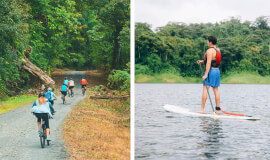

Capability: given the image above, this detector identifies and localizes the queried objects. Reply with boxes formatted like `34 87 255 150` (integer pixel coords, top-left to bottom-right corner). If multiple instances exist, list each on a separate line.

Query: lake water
135 83 270 159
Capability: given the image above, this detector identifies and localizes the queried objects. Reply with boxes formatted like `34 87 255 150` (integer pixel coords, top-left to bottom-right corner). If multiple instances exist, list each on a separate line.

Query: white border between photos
130 0 135 159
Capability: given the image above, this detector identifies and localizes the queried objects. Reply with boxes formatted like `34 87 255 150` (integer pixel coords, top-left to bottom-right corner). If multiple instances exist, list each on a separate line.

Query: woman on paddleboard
197 36 221 114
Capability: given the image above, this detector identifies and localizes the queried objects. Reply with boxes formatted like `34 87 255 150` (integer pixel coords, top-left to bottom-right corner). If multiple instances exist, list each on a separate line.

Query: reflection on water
198 118 223 159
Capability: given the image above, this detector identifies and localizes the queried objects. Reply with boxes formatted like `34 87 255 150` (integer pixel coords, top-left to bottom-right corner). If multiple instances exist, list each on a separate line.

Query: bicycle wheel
71 89 74 97
62 96 65 104
40 124 45 148
83 87 85 96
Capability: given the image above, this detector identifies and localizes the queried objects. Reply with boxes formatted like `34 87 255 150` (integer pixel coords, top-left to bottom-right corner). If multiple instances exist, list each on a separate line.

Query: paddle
199 63 217 120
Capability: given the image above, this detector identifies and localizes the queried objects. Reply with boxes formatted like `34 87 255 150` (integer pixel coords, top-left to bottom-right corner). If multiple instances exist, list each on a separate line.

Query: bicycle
82 86 86 96
39 115 50 148
62 94 66 104
70 88 74 97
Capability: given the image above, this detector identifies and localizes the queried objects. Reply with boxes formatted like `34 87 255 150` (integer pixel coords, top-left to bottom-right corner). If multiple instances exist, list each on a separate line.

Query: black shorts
81 85 86 88
69 86 74 89
49 100 54 105
34 113 50 129
61 91 67 96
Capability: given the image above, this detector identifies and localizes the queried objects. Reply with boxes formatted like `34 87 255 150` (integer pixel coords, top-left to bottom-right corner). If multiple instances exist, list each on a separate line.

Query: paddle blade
213 112 218 120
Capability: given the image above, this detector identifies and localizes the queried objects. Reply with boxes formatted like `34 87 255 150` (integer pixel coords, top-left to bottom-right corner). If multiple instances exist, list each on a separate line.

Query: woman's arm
203 50 213 80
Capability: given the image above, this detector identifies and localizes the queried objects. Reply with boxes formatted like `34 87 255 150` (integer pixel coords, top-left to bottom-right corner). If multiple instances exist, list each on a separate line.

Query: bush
94 85 106 92
135 64 151 75
107 70 130 92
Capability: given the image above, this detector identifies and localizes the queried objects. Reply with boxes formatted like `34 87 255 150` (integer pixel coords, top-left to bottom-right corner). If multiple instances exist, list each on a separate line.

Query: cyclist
64 77 69 86
64 77 68 92
68 78 75 97
31 92 53 141
81 77 87 95
61 82 68 103
45 87 57 111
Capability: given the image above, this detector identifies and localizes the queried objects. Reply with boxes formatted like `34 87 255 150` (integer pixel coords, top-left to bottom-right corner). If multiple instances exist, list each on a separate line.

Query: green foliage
94 85 106 92
136 17 270 77
0 0 30 99
0 0 130 100
107 70 130 92
135 64 151 75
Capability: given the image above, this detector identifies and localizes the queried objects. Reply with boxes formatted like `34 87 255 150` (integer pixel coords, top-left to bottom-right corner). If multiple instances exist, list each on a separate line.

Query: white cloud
135 0 270 29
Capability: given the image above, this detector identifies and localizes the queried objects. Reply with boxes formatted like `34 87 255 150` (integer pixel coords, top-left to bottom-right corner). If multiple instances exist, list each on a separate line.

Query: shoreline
136 72 270 84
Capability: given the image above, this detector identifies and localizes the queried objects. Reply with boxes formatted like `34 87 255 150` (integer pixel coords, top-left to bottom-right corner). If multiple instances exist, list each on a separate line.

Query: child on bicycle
31 92 53 141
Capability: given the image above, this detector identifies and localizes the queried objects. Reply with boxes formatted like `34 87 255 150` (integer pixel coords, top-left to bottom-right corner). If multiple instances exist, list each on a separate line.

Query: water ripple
135 84 270 159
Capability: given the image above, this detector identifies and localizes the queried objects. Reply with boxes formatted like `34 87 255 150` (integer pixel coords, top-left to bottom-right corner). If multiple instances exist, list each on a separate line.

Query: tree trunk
20 46 55 85
112 25 121 69
138 46 140 58
21 58 55 85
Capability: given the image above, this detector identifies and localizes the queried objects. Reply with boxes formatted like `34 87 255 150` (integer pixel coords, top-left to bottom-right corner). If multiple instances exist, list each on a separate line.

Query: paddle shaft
199 63 215 113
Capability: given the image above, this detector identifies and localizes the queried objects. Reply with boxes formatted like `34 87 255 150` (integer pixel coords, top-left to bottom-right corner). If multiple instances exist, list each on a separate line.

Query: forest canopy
135 16 270 78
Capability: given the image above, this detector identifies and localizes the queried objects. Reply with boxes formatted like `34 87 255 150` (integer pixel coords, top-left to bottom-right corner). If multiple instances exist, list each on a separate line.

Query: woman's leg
37 117 41 131
198 85 209 113
212 87 220 112
43 115 50 138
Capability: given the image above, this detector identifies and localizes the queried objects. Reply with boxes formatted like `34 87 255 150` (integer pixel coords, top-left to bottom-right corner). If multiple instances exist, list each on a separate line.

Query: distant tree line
135 17 270 77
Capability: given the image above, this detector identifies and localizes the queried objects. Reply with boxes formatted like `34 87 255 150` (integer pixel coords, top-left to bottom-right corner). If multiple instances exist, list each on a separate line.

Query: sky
135 0 270 30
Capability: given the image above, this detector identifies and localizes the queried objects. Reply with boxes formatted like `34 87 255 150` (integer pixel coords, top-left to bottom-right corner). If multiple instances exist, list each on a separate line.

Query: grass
0 95 36 114
135 73 201 83
221 71 270 84
136 72 270 84
62 89 130 160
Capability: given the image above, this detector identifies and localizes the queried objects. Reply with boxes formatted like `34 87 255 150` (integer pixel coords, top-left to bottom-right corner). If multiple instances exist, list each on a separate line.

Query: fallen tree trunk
21 46 55 85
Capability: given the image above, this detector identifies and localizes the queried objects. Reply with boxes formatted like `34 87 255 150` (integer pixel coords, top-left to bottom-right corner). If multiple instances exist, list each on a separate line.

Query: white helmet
48 87 52 91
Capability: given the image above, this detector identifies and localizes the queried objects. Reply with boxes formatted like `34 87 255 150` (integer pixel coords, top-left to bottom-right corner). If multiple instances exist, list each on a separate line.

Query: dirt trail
0 71 106 160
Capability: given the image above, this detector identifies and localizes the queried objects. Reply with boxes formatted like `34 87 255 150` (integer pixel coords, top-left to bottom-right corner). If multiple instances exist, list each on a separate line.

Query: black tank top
203 47 221 68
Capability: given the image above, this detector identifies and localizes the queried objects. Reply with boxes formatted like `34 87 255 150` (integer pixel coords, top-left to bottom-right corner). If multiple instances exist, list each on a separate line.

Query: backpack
46 91 51 100
49 92 54 101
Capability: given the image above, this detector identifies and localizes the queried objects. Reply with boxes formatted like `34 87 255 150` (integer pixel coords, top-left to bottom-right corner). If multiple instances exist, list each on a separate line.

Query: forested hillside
135 17 270 80
0 0 130 99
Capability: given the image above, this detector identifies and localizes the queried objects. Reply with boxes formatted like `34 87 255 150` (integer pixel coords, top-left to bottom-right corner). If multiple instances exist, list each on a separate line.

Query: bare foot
196 110 205 114
214 110 221 114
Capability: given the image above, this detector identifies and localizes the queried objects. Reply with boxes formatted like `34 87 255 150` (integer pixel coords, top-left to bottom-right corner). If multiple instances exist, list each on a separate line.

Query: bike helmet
48 87 52 91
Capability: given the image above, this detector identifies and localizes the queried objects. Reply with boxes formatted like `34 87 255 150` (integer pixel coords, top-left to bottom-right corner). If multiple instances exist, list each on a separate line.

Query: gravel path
0 71 89 160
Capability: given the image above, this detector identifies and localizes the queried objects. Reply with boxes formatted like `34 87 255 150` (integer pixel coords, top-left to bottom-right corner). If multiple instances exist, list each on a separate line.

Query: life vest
81 79 87 85
203 47 221 67
69 80 75 86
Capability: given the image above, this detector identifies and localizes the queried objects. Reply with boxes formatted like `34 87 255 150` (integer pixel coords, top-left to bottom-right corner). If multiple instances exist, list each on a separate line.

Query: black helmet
38 92 45 98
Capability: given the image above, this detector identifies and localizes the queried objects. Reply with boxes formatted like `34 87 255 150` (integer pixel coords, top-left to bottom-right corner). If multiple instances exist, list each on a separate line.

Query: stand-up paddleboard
164 104 260 120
